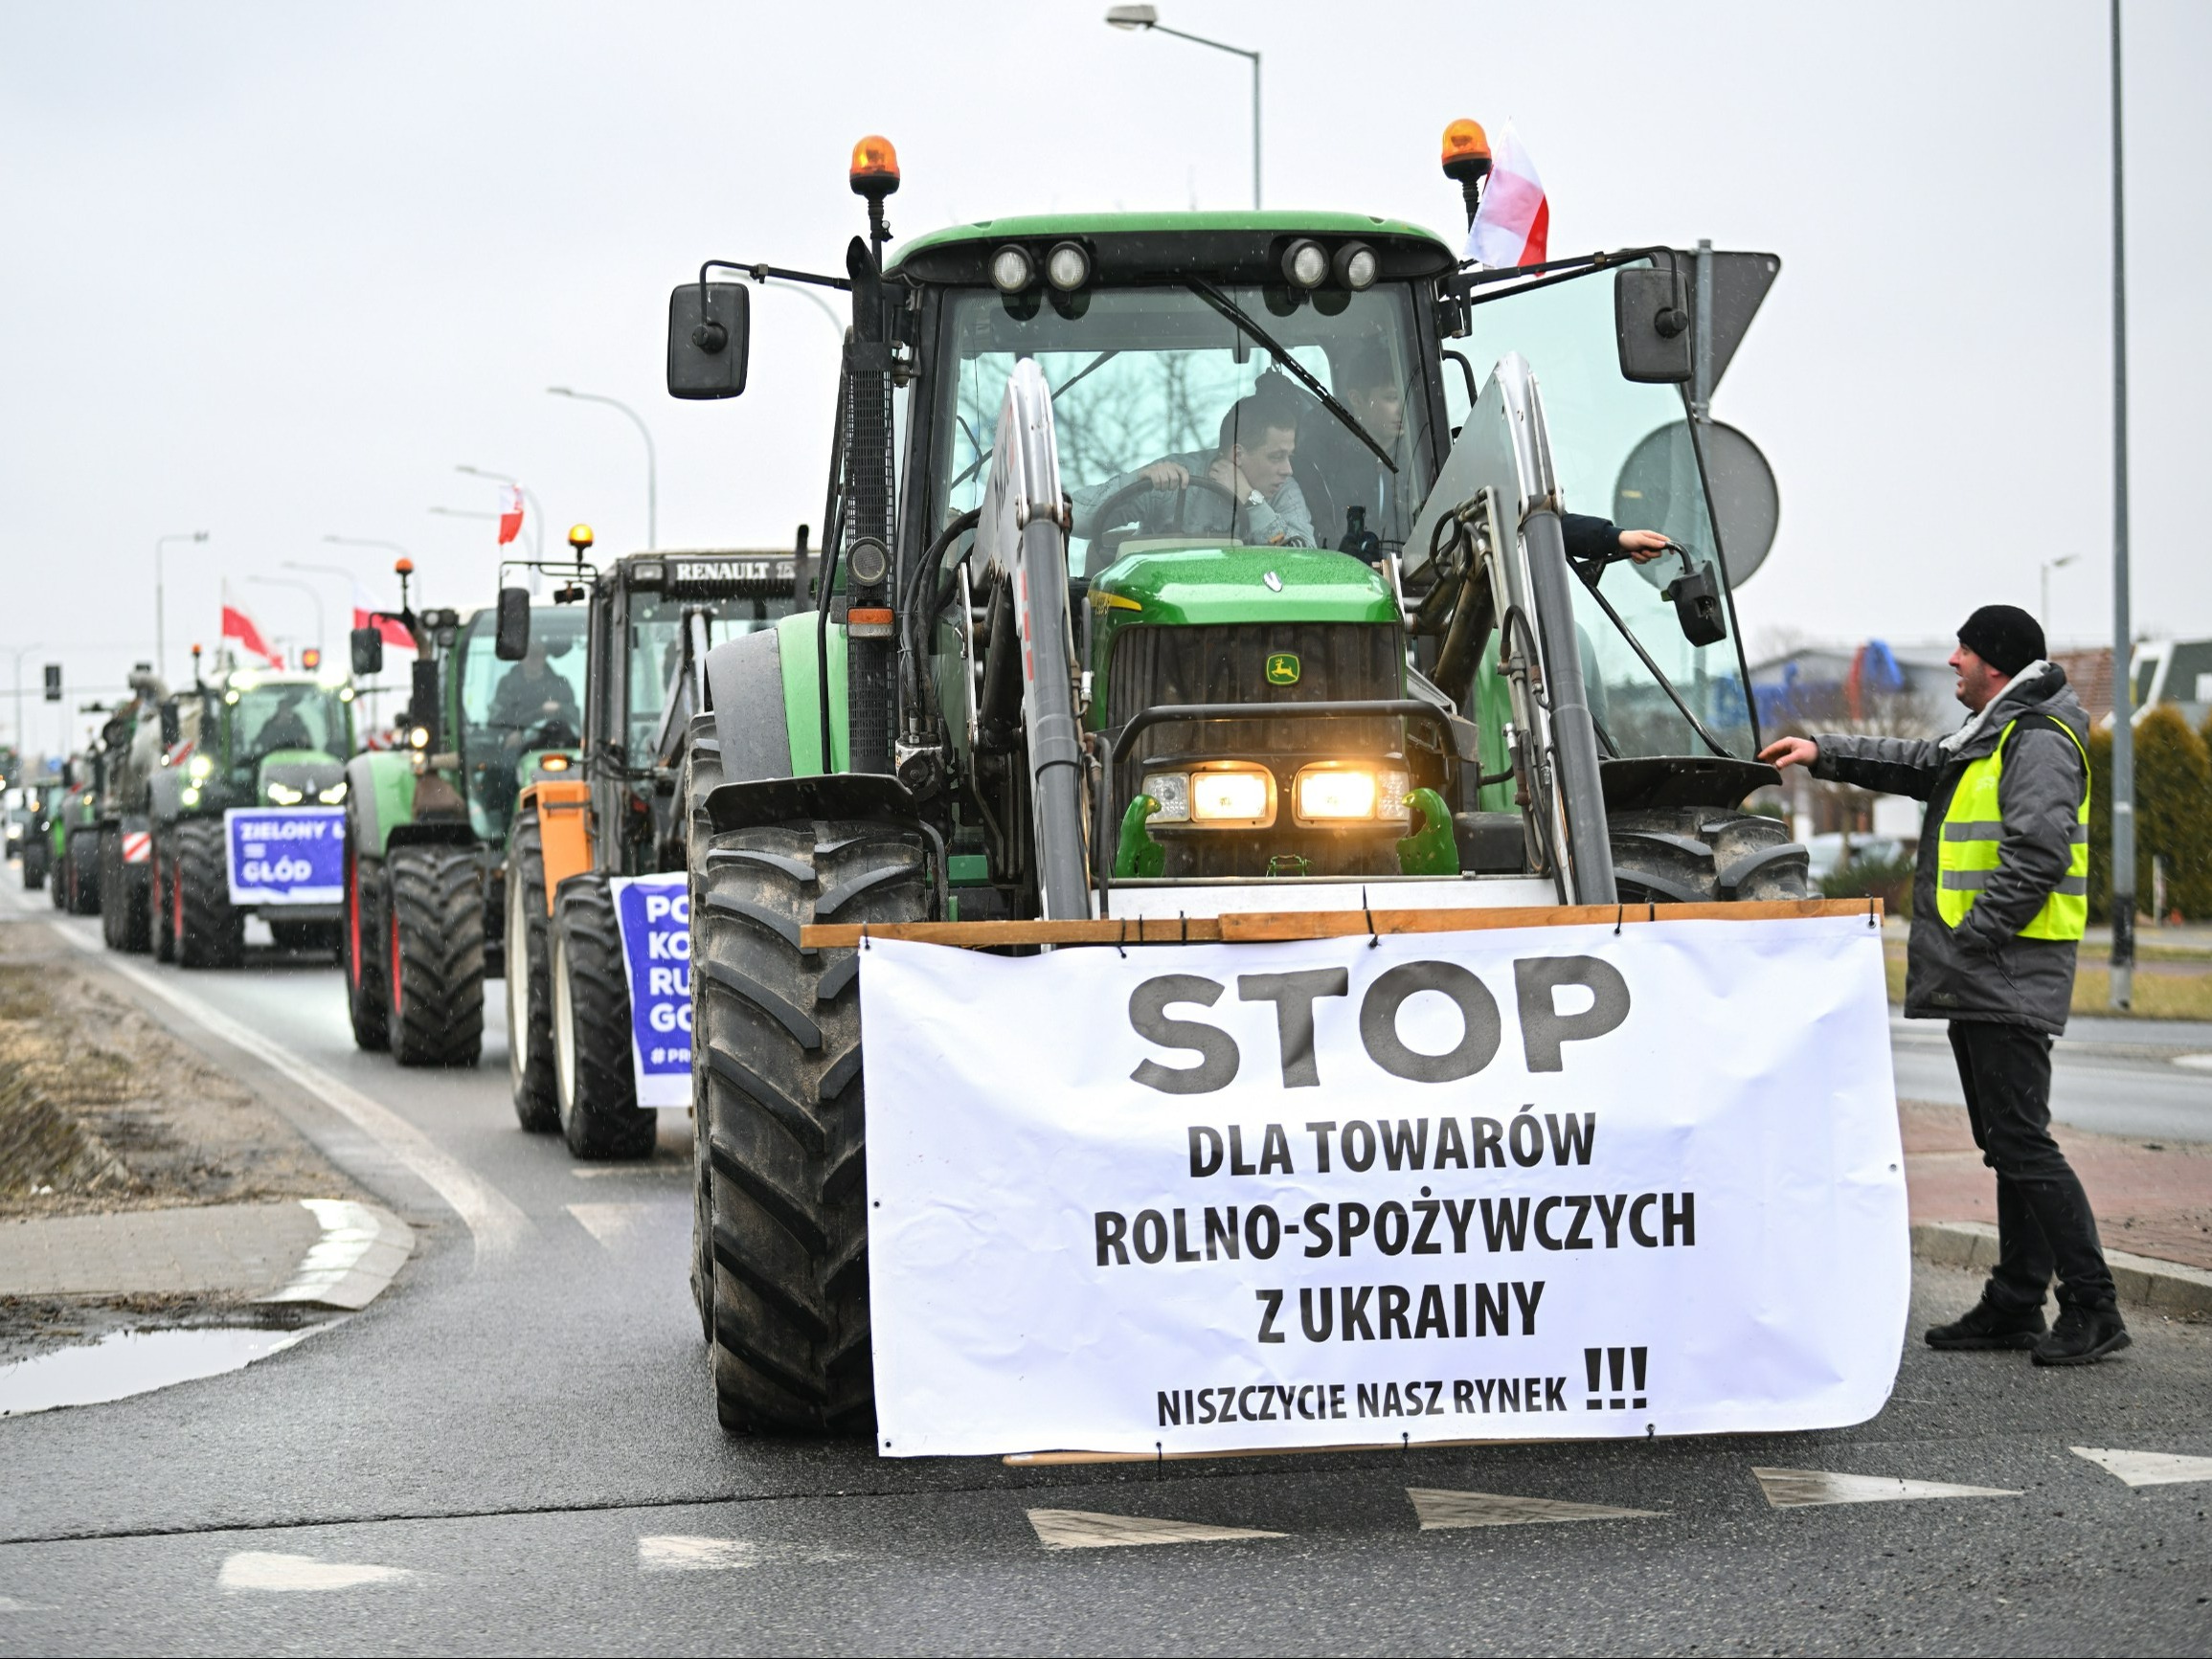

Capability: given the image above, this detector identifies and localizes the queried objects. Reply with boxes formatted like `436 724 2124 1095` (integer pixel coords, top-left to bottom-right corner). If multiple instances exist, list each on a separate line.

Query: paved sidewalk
0 1199 412 1310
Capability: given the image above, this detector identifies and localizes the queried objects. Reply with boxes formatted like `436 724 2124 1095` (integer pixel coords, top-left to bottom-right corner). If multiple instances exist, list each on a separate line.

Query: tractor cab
175 666 355 813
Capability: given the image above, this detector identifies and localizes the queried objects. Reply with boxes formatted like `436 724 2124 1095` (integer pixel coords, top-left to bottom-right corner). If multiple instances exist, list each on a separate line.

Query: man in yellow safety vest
1762 605 2125 1365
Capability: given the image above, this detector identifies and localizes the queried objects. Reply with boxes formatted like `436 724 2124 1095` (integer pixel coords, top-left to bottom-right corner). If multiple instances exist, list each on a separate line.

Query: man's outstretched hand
1758 736 1819 771
1620 529 1673 562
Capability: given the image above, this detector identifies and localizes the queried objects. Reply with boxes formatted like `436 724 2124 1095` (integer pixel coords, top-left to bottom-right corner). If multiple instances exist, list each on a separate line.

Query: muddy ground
0 918 360 1355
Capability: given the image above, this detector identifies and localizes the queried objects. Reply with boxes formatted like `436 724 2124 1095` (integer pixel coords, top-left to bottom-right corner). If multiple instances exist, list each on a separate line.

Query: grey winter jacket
1811 661 2090 1034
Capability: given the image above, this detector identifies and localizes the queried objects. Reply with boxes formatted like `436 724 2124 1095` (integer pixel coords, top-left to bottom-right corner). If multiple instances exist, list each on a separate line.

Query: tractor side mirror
1614 265 1693 384
159 703 181 747
350 625 384 678
1661 559 1728 647
494 588 531 661
667 282 751 400
408 659 442 749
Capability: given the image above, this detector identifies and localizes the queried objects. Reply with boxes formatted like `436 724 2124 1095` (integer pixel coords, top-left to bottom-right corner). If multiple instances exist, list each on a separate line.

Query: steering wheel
1086 473 1248 572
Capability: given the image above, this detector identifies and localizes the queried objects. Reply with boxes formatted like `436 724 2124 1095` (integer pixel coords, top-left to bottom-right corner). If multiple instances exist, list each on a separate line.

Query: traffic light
42 664 59 703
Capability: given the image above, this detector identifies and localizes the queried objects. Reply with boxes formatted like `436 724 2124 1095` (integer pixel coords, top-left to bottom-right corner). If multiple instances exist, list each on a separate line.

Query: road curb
259 1199 415 1311
1911 1221 2212 1317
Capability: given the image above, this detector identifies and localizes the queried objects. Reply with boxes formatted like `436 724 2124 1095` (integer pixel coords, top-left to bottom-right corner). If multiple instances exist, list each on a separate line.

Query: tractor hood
1087 545 1398 628
258 751 347 806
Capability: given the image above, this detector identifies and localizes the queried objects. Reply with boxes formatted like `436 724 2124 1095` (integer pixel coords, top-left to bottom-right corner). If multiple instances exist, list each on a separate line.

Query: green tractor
666 129 1802 1431
500 545 804 1158
145 655 357 968
50 750 104 916
341 564 587 1065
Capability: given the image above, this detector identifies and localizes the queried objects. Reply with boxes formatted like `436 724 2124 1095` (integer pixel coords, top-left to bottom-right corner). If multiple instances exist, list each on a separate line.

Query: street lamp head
547 386 574 397
192 530 209 543
1105 4 1158 28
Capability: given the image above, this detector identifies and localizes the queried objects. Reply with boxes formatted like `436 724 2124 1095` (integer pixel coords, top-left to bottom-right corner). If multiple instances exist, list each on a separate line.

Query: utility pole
155 530 208 684
2109 0 2135 1009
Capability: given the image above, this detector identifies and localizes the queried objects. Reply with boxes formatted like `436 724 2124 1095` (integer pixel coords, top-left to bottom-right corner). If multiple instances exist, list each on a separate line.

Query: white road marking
1753 1467 2021 1509
638 1536 756 1572
1407 1487 1661 1530
56 928 530 1262
217 1551 414 1592
2071 1446 2212 1488
0 1596 54 1611
261 1199 415 1309
567 1202 654 1249
2174 1054 2212 1072
1026 1509 1284 1550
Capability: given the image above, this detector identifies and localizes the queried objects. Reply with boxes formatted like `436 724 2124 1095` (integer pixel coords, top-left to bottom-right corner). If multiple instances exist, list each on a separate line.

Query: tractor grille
1108 622 1405 771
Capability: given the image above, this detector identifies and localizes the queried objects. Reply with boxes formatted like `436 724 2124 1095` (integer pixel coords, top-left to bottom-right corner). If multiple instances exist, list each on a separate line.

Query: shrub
2088 706 2212 920
1819 852 1914 917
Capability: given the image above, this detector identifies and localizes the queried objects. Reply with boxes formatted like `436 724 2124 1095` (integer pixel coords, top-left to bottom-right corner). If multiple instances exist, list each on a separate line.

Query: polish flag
497 484 526 546
1464 119 1549 270
352 583 416 652
220 582 283 668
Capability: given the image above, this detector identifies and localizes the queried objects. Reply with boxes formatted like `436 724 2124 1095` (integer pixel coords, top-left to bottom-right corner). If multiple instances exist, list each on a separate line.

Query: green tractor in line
341 560 587 1065
500 545 804 1159
143 654 356 968
665 127 1803 1431
49 749 104 916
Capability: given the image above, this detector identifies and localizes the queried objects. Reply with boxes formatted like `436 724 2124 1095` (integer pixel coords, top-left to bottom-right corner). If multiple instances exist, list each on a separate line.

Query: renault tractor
501 542 804 1158
341 560 586 1065
666 128 1803 1432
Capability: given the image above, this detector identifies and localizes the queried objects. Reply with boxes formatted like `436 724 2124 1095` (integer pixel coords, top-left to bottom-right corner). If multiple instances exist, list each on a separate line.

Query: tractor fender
344 751 419 859
703 773 919 840
147 769 188 826
516 778 593 911
704 627 791 783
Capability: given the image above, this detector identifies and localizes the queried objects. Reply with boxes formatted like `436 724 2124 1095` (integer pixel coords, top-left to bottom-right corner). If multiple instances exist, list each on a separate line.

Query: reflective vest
1935 715 2090 941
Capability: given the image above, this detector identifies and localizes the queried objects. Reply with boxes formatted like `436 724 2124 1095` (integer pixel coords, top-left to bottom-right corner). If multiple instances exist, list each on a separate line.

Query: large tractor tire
99 829 135 952
68 829 102 916
552 874 658 1160
505 813 560 1131
387 842 486 1066
49 840 69 908
694 818 928 1434
173 819 245 968
681 712 723 1336
22 842 46 892
1609 807 1812 905
149 837 175 964
345 844 390 1051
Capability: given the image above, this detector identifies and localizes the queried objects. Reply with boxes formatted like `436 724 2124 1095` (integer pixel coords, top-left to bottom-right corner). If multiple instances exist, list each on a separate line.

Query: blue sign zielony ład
224 807 346 906
612 872 691 1108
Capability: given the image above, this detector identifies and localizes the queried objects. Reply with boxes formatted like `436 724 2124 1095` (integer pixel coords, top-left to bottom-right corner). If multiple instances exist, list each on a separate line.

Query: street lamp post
2109 0 2135 1009
457 465 545 559
1106 6 1260 210
247 575 326 660
9 643 45 756
548 387 658 548
154 530 208 685
2040 553 2078 622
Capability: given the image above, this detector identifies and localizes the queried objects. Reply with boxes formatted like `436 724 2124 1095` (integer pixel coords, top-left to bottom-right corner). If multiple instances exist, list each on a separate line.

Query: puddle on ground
0 1321 338 1417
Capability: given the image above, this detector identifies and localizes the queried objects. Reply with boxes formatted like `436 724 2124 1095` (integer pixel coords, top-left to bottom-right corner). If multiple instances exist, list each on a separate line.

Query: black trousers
1948 1020 2116 1310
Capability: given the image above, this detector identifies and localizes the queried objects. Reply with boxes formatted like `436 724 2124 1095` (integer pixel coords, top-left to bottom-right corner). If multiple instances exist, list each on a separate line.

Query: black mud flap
703 773 921 838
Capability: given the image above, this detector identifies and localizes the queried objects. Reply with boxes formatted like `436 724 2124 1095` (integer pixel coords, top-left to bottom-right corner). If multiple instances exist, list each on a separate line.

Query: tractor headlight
990 245 1034 293
266 781 305 805
1292 763 1412 824
180 787 200 808
188 753 214 780
1141 772 1190 823
1332 242 1379 290
409 726 431 751
319 781 348 804
1189 764 1275 827
1045 241 1090 291
1281 238 1329 289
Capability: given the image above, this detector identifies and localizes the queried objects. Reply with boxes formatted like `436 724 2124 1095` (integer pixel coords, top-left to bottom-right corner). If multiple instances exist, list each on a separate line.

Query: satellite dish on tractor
1614 420 1780 588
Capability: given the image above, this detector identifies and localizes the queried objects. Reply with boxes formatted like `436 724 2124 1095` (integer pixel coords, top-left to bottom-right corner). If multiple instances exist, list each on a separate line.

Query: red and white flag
1465 119 1549 270
352 583 416 652
497 484 526 547
220 581 283 668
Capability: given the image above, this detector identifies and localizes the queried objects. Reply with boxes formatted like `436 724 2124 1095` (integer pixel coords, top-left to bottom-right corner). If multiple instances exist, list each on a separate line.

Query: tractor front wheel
552 874 657 1160
694 818 927 1434
173 819 244 968
345 843 390 1051
1609 807 1813 905
388 842 485 1066
506 813 559 1131
150 838 176 964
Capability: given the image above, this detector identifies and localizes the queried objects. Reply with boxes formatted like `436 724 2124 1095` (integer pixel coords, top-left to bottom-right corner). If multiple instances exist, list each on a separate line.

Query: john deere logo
1265 653 1300 685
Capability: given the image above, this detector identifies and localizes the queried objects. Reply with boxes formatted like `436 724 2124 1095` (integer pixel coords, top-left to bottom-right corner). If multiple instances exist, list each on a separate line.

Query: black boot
1926 1295 2046 1351
2032 1303 2131 1366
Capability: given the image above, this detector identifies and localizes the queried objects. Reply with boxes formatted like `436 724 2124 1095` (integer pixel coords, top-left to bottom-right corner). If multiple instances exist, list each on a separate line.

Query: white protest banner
861 915 1906 1458
610 872 690 1107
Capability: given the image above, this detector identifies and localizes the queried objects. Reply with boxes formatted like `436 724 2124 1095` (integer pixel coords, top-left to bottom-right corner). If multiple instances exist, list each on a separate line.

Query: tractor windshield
621 590 795 767
932 284 1436 577
1462 263 1757 760
456 605 589 841
228 684 350 762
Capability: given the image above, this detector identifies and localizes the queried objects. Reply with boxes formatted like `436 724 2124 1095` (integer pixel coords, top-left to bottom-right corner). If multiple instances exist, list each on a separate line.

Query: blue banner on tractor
612 872 691 1107
224 807 345 906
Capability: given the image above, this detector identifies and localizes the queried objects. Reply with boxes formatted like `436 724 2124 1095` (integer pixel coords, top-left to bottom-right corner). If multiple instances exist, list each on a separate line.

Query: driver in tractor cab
489 635 581 750
1071 390 1316 558
252 687 316 754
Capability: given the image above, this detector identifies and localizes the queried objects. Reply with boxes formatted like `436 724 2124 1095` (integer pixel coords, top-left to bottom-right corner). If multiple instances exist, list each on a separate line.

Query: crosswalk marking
639 1536 755 1572
217 1552 414 1592
0 1597 51 1612
1027 1509 1284 1550
1407 1487 1661 1530
1753 1468 2021 1509
2071 1446 2212 1488
567 1202 653 1248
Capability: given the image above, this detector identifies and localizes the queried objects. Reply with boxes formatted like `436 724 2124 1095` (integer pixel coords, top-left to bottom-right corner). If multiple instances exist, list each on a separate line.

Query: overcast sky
4 0 2206 756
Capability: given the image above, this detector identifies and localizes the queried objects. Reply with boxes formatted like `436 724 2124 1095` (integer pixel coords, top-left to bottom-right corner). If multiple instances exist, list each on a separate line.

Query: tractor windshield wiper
1569 559 1732 759
1182 279 1398 475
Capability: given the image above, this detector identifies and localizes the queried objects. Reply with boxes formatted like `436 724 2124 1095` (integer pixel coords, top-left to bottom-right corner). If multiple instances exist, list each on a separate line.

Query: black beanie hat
1957 604 2045 677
